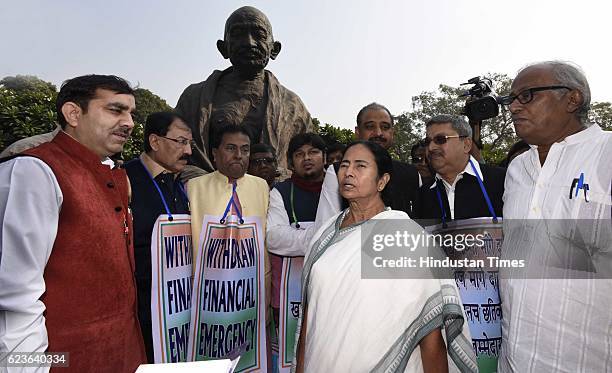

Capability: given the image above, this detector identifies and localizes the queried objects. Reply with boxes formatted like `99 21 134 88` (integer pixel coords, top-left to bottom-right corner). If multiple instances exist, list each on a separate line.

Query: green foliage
2 74 610 163
393 73 519 165
0 75 57 93
313 117 354 145
589 101 612 131
0 77 173 159
122 88 173 160
0 82 58 151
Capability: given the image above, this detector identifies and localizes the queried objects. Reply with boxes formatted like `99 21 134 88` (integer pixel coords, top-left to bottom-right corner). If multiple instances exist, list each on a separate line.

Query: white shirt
266 188 316 256
430 155 482 219
313 166 343 238
498 124 612 372
0 156 113 373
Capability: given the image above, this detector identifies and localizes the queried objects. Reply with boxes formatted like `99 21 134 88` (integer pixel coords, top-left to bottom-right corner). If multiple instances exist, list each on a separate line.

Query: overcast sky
2 0 611 129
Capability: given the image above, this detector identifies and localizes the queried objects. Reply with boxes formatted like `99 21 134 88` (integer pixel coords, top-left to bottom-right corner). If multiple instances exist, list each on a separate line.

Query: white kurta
499 124 612 372
266 188 316 257
313 166 342 234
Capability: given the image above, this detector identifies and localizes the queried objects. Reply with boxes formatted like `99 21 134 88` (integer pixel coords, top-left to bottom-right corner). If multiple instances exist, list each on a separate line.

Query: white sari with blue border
293 209 478 373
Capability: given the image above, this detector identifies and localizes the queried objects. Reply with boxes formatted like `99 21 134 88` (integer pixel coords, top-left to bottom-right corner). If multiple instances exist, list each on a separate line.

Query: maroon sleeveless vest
24 131 146 372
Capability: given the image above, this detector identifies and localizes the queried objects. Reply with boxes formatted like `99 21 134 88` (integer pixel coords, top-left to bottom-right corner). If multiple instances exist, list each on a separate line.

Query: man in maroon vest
0 75 146 372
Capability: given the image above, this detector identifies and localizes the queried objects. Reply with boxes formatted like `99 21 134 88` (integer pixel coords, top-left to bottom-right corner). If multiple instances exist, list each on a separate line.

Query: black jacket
124 158 190 363
413 163 505 222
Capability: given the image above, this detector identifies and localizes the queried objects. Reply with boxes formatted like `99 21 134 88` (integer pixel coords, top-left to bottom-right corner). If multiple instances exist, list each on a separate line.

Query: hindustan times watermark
372 256 524 269
360 218 611 279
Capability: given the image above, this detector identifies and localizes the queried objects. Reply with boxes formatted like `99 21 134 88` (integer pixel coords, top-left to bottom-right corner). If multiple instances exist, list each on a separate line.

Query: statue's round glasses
498 86 571 106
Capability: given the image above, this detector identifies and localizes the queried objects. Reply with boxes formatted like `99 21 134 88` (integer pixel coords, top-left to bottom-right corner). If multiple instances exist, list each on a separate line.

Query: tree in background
1 75 57 93
393 73 518 165
0 76 58 150
0 76 172 160
313 117 354 146
3 75 611 163
123 88 172 159
589 102 612 131
393 73 612 164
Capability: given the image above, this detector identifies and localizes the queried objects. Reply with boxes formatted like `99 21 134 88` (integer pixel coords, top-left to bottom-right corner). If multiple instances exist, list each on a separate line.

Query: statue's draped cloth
176 68 314 178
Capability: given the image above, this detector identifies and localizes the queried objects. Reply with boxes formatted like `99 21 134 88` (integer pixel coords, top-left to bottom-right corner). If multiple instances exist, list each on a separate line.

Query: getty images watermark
361 218 612 280
370 230 523 269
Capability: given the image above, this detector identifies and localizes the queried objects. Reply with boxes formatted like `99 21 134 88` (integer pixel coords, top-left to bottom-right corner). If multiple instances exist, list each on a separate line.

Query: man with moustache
187 124 271 368
410 141 433 187
124 112 192 362
188 124 269 265
316 103 420 226
412 115 505 372
176 6 313 179
413 114 505 222
248 143 280 188
497 61 612 372
0 75 146 372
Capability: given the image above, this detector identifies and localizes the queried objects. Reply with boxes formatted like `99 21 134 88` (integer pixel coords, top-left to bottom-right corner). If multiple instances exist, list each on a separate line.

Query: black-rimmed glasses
498 86 571 106
160 136 195 147
421 135 468 146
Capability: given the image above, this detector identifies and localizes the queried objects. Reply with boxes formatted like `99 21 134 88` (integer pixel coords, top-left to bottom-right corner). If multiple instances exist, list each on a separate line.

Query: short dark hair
56 74 134 129
356 102 394 127
327 142 346 155
343 140 393 204
143 112 189 152
410 142 425 158
211 124 251 149
287 133 326 166
250 143 275 156
499 140 530 167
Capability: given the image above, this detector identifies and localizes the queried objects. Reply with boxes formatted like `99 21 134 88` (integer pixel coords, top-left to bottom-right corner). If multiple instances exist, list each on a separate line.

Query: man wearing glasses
413 114 505 221
497 61 612 372
410 141 433 187
124 112 192 362
248 143 280 189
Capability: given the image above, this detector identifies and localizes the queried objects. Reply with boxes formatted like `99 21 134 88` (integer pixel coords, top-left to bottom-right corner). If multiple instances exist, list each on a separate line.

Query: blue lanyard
139 159 189 222
434 159 498 226
468 159 498 223
220 181 244 225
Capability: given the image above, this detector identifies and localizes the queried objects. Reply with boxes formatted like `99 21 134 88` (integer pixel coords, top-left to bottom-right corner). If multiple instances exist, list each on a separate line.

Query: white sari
294 209 477 373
